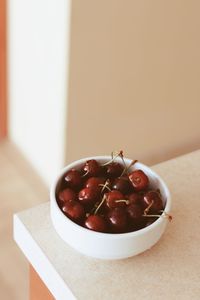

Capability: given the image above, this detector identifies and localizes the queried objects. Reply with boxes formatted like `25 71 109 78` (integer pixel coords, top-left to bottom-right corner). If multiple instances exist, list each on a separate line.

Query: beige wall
65 0 200 165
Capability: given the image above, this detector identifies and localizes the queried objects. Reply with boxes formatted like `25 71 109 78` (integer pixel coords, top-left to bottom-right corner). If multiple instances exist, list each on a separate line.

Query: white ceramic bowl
50 156 171 260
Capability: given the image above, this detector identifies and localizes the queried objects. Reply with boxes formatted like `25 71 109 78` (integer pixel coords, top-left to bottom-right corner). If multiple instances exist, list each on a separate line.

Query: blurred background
1 0 200 299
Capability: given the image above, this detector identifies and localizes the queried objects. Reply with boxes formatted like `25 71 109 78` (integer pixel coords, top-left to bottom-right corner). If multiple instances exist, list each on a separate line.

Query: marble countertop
14 150 200 300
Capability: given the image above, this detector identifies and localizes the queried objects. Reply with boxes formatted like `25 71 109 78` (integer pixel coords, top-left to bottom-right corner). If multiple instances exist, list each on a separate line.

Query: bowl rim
50 155 172 239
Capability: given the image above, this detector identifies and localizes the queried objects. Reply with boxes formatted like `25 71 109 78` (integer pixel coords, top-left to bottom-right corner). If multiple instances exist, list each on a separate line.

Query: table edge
13 213 76 300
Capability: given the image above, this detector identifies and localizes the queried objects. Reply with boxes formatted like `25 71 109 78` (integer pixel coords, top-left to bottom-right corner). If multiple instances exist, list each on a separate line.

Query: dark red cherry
112 177 132 194
126 192 142 205
85 177 105 192
142 190 163 213
58 188 76 204
78 187 99 205
85 215 107 233
105 190 126 209
105 162 123 178
128 169 149 191
107 207 128 233
126 204 143 223
83 159 100 177
145 217 158 227
62 200 85 223
64 169 82 190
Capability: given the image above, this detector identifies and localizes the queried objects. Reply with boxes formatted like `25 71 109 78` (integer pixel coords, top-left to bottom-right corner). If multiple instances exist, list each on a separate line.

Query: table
14 150 200 299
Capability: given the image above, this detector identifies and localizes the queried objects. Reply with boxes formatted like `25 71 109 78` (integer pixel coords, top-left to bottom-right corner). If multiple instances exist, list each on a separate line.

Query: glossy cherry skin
126 204 143 223
64 169 82 190
85 215 107 233
83 159 100 177
126 192 142 205
62 200 85 223
105 190 126 209
78 187 99 205
142 190 163 213
128 169 149 191
107 207 128 233
58 188 77 205
105 162 123 178
112 177 132 194
85 177 105 192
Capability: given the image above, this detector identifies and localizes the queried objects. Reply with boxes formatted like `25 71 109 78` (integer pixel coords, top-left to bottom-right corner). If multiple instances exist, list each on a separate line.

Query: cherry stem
143 200 153 215
99 180 111 192
82 170 89 177
143 211 172 221
120 159 138 177
115 199 130 205
111 151 114 160
101 151 121 166
89 201 99 214
143 214 161 218
94 194 106 215
127 159 138 172
119 153 127 176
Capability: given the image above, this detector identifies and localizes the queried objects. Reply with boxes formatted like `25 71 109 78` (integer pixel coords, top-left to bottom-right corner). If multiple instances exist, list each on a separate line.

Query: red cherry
85 215 107 233
126 204 143 223
142 190 163 213
58 188 76 204
145 217 158 227
78 187 99 205
83 159 100 177
64 169 82 190
62 200 85 223
107 207 128 233
128 169 149 191
105 190 126 209
85 177 105 192
112 177 132 194
105 162 123 178
126 192 142 205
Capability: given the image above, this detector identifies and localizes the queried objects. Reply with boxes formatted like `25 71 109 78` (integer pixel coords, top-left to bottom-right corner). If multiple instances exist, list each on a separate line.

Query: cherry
85 177 105 192
85 215 107 233
64 169 82 190
107 207 128 233
58 188 77 204
112 177 132 194
105 190 127 209
145 217 158 227
142 190 163 213
126 204 143 223
62 200 85 223
128 169 149 191
78 187 99 206
83 159 100 177
105 162 123 178
126 192 142 205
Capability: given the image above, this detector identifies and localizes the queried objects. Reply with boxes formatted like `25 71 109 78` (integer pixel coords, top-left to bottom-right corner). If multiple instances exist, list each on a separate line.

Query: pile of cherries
56 152 166 234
